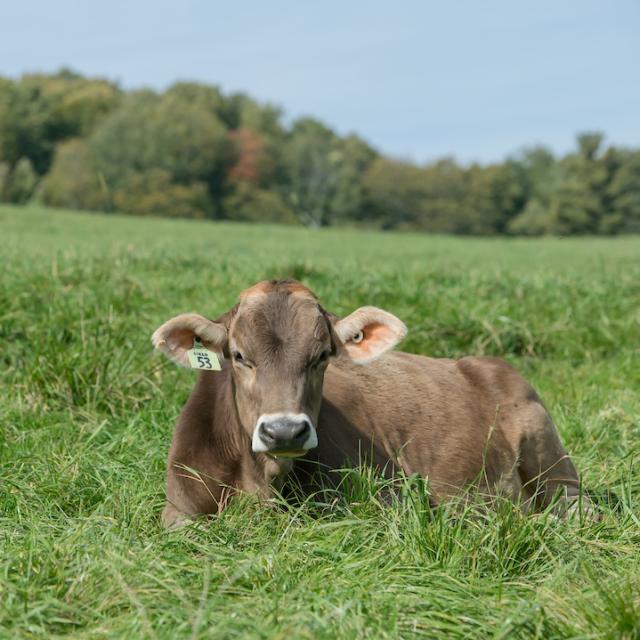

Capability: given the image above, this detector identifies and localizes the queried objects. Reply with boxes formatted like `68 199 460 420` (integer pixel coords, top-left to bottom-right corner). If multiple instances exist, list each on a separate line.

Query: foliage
0 69 120 174
280 118 374 227
111 170 212 219
223 180 296 223
1 70 640 234
6 156 38 204
88 88 232 212
0 161 9 201
1 205 639 638
40 139 108 211
362 156 429 229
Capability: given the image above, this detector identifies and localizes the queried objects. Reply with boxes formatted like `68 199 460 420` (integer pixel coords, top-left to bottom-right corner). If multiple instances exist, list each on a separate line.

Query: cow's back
312 351 556 501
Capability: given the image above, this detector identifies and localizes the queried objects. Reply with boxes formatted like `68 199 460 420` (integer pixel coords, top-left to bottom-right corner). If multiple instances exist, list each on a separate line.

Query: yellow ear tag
187 338 221 371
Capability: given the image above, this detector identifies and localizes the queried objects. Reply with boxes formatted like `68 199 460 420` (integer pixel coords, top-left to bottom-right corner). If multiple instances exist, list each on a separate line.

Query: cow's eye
232 351 249 366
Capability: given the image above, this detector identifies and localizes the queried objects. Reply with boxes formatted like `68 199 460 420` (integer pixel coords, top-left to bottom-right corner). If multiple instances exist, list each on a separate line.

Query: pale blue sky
2 1 639 163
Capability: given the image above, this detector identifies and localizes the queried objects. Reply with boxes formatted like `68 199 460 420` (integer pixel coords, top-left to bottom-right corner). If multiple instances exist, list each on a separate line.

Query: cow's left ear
333 306 407 364
152 313 227 367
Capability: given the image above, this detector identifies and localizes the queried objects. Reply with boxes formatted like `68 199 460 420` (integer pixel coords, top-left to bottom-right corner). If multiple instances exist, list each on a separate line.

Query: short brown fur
156 280 584 528
239 279 316 301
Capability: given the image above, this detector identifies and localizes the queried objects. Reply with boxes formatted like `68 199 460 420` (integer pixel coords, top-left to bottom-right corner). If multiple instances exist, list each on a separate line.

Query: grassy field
1 204 639 639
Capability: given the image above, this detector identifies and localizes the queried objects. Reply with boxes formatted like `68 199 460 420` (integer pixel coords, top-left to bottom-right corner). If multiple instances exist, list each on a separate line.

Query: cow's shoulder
454 355 540 402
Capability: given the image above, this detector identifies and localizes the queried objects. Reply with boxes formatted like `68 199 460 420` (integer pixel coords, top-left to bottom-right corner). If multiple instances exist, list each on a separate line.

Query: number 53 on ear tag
187 338 221 371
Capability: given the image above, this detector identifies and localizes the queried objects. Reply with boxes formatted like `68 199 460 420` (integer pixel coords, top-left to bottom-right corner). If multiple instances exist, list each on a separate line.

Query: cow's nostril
259 421 278 442
295 420 311 440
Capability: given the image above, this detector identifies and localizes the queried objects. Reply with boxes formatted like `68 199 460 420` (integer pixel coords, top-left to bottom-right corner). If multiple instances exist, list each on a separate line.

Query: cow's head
152 280 406 457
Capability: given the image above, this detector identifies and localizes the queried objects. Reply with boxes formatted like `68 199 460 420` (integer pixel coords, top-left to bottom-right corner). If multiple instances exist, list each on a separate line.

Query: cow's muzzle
251 413 318 456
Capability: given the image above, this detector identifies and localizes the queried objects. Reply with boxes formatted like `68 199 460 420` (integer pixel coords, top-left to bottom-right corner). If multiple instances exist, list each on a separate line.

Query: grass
1 203 639 639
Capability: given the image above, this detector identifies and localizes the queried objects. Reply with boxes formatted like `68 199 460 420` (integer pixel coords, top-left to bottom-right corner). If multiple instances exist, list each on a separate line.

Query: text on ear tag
187 338 221 371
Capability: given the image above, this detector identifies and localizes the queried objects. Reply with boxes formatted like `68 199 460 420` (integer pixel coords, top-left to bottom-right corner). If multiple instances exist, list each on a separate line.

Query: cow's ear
333 306 407 364
152 313 227 367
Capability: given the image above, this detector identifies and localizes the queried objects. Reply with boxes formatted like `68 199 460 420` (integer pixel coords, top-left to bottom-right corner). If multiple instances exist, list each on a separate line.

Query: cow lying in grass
152 279 586 529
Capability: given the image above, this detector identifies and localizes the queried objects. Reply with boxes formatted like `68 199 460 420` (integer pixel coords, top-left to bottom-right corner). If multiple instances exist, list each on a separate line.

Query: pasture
1 204 639 639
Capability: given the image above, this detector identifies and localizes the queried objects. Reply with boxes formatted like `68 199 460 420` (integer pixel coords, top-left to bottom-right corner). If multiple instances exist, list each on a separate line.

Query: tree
603 148 640 233
89 89 232 215
0 162 9 201
507 147 559 235
227 128 268 184
461 163 524 234
8 157 38 203
3 70 640 235
113 170 212 218
415 159 468 233
362 157 428 229
222 181 296 223
329 135 377 225
545 133 609 234
40 139 108 211
0 71 120 176
279 120 375 227
281 118 342 227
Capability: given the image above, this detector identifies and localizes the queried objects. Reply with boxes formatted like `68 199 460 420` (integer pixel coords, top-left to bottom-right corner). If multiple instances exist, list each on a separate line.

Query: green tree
330 135 377 225
8 157 38 203
415 159 468 233
601 148 640 233
461 163 524 234
223 180 296 223
545 133 609 234
0 162 9 201
281 118 342 227
0 71 120 176
4 70 640 235
280 119 375 227
89 89 232 214
362 157 429 229
40 139 108 211
113 170 212 218
507 147 559 235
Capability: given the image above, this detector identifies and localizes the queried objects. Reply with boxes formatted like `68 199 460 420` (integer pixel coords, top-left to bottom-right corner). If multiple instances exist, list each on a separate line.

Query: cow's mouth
269 449 307 459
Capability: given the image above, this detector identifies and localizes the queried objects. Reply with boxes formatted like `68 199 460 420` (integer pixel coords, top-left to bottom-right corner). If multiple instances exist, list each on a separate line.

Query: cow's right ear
151 313 227 367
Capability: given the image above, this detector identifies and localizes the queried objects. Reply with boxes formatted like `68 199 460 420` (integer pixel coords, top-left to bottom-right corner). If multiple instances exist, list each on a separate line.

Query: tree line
1 70 639 234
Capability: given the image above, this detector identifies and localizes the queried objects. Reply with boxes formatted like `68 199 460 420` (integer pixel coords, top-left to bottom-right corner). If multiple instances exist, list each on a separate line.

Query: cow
152 279 586 529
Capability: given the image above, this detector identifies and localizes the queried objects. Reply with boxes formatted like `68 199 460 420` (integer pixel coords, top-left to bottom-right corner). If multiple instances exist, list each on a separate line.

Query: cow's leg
518 404 596 518
161 454 289 529
161 460 236 529
161 482 235 530
162 502 197 530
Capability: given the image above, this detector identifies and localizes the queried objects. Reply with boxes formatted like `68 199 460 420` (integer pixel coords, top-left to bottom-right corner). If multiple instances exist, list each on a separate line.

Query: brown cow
152 279 585 528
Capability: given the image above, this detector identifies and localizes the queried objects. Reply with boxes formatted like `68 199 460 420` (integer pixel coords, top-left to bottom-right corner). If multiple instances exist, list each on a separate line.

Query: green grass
1 204 639 639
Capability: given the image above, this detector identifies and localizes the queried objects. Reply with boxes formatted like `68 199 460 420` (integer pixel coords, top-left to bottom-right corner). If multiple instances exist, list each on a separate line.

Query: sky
1 0 639 164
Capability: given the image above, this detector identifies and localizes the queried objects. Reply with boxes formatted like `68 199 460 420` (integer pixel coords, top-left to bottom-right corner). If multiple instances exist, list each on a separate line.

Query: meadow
1 204 639 639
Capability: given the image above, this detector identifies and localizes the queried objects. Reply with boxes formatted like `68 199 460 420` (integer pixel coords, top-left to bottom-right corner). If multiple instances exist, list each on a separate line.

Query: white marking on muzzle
251 412 318 453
